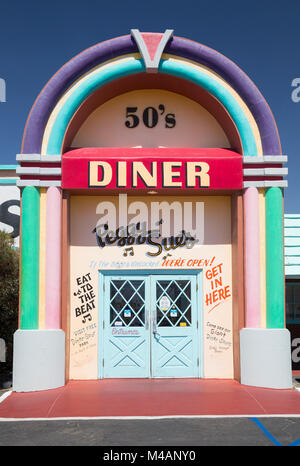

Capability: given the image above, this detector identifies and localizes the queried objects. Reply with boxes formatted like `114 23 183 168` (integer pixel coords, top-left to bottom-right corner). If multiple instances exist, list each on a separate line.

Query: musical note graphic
123 247 134 257
82 313 92 324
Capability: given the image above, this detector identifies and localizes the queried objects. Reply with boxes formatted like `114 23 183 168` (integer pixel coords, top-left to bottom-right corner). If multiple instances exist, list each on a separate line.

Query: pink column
244 187 261 328
45 186 62 329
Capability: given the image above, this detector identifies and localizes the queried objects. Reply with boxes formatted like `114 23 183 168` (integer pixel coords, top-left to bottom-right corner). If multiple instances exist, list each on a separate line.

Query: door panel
101 273 200 378
151 275 198 378
103 275 150 378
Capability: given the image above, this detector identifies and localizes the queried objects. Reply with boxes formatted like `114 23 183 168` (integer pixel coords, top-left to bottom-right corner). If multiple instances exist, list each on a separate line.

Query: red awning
62 147 243 191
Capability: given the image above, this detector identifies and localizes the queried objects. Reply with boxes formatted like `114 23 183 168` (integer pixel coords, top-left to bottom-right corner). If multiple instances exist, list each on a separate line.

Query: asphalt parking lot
0 416 300 447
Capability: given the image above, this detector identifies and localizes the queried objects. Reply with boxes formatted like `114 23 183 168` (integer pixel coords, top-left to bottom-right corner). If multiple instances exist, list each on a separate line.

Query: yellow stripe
259 188 266 327
38 187 47 328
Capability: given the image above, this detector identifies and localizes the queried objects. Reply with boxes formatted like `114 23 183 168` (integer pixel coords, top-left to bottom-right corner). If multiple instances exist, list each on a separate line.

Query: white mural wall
69 194 233 380
71 90 230 149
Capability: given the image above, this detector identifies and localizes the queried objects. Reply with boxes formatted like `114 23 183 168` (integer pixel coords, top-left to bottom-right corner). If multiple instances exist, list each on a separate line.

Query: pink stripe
45 187 61 329
244 187 261 328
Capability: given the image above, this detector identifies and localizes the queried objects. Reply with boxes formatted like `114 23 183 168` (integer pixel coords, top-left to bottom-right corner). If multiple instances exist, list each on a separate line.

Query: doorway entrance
98 271 202 378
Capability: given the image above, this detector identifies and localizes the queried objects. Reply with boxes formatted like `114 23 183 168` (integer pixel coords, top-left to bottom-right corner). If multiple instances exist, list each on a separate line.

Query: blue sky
0 0 299 212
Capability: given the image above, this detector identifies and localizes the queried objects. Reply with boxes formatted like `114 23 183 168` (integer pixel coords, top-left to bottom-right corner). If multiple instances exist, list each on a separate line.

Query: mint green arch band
265 187 284 328
159 60 257 156
47 59 145 155
45 58 258 156
20 186 40 329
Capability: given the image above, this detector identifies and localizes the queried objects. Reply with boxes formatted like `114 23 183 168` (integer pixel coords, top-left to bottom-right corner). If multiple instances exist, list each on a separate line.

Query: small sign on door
159 295 171 312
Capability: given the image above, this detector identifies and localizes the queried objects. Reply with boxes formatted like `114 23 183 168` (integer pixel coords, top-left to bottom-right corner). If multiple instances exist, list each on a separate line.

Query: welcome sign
62 148 243 190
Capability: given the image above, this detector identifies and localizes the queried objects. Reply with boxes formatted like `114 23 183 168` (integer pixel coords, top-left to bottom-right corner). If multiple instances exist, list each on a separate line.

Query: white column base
13 329 65 392
240 328 292 389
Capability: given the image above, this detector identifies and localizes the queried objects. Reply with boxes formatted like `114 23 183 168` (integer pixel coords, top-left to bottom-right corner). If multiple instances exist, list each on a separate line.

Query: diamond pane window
110 279 145 327
156 279 192 327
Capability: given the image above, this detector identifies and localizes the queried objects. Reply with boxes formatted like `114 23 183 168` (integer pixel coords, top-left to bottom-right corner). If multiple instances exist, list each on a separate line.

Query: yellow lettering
186 162 210 187
163 162 182 187
89 161 112 187
132 162 157 187
117 161 127 187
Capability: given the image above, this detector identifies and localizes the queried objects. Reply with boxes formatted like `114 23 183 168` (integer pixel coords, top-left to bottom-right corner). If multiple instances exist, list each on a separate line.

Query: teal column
265 187 284 328
20 186 40 329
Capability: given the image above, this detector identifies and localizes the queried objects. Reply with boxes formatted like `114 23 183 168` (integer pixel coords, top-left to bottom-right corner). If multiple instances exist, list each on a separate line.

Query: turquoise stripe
0 179 18 184
20 186 40 330
159 60 257 156
0 165 18 170
47 59 145 154
265 187 284 328
45 58 258 156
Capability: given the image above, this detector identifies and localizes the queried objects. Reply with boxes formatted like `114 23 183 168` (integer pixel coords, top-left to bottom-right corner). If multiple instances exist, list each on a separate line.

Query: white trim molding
16 180 61 188
243 168 288 177
243 155 288 164
243 180 288 188
16 154 62 163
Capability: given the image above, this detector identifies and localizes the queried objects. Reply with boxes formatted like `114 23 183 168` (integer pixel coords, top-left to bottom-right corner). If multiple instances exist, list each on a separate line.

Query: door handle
145 311 149 330
152 310 160 337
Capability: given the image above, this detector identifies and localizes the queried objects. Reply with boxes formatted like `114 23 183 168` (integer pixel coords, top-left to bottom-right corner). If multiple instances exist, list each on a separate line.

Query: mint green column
20 186 40 329
265 187 284 328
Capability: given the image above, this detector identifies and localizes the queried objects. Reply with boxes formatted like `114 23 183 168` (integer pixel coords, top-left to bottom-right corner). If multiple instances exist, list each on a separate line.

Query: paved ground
1 379 300 447
2 379 300 418
0 417 300 446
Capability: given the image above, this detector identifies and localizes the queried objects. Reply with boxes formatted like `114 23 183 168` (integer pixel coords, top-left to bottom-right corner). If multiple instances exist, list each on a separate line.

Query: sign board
62 148 243 191
159 296 171 312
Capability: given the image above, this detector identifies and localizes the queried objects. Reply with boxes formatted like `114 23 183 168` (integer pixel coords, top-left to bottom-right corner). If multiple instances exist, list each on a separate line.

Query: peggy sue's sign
62 149 243 190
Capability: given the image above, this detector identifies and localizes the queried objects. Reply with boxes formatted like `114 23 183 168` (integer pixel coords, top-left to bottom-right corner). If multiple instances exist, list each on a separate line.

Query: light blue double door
100 273 201 378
